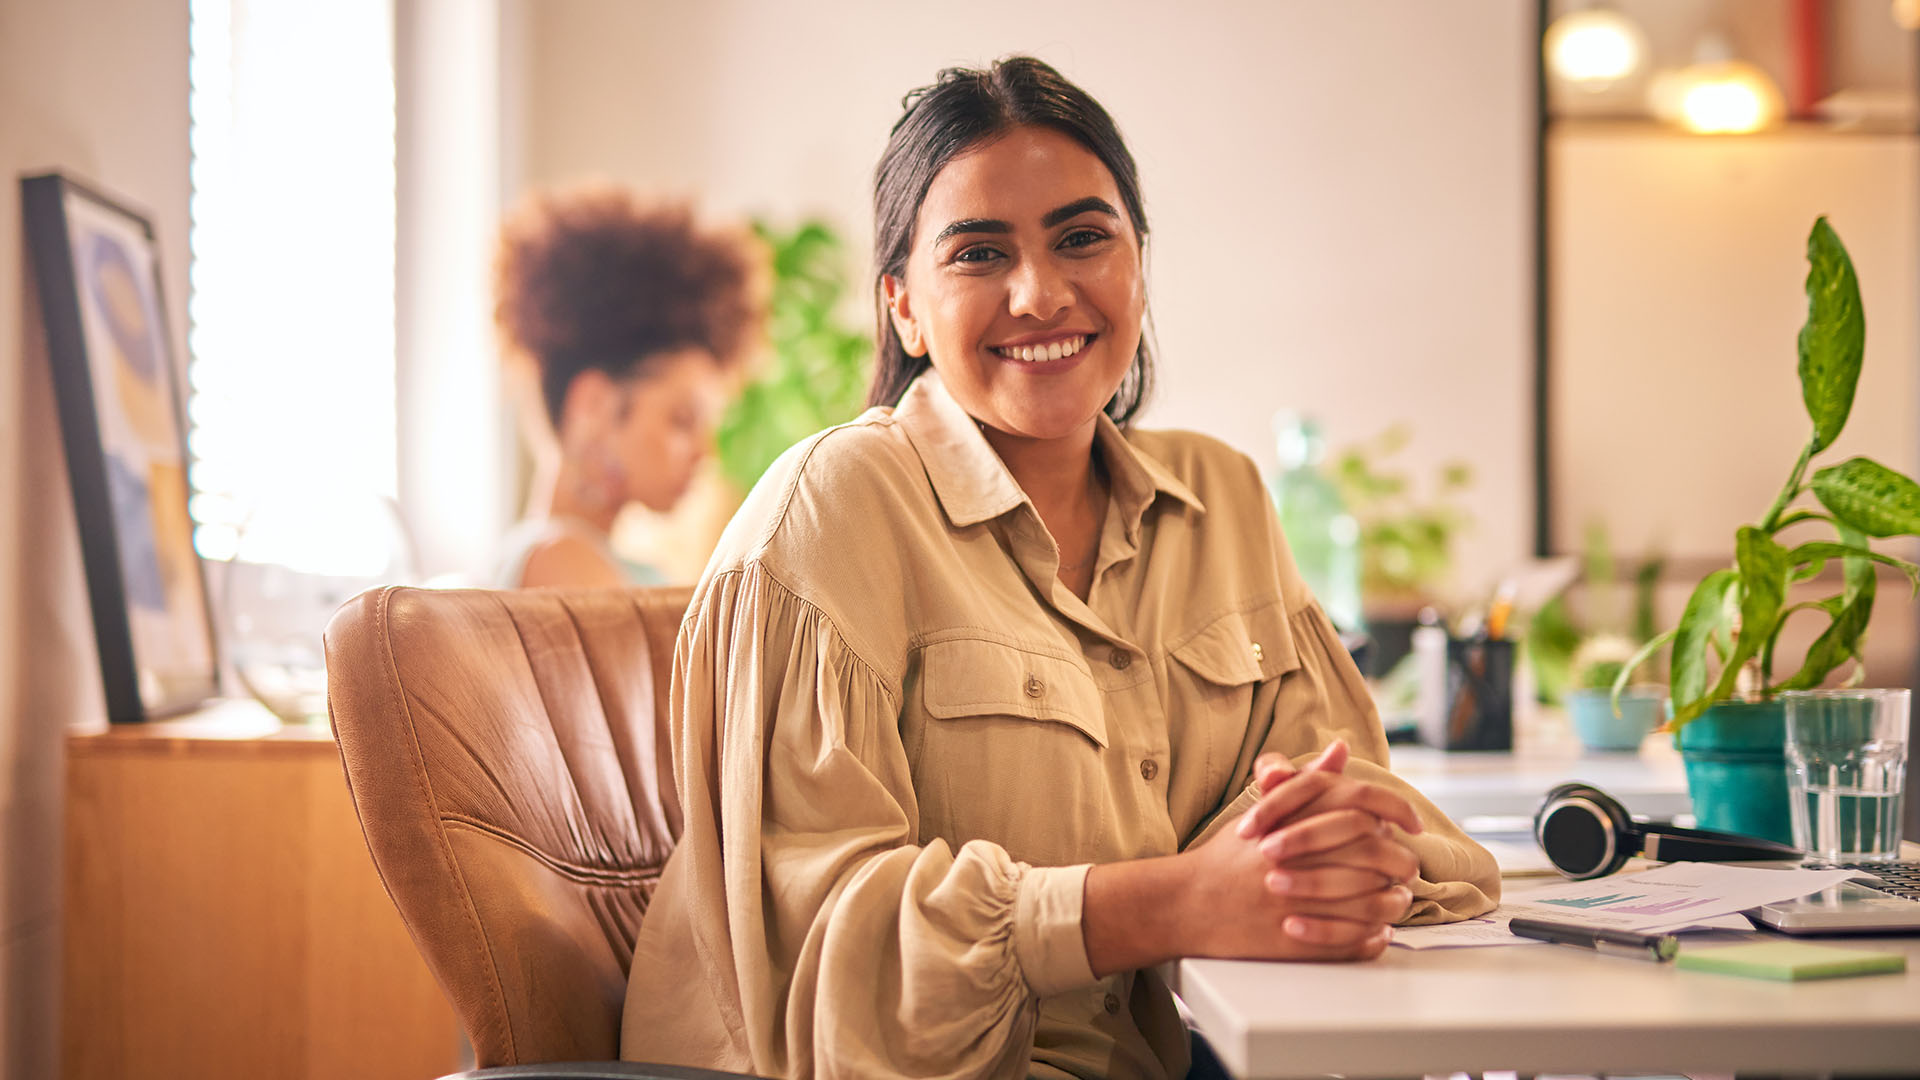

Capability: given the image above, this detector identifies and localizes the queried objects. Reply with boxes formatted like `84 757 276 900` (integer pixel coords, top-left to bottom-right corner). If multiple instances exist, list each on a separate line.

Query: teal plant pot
1566 687 1663 751
1675 699 1794 847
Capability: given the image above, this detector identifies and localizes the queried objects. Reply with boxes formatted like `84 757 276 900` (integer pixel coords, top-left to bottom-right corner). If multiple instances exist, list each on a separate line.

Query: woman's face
611 347 727 513
886 125 1143 447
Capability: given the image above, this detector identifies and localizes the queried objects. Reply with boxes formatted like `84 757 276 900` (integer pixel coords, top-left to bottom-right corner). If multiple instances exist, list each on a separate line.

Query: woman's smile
988 331 1096 368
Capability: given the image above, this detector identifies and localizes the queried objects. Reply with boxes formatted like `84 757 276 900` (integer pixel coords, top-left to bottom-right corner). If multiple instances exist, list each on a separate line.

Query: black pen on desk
1507 916 1679 963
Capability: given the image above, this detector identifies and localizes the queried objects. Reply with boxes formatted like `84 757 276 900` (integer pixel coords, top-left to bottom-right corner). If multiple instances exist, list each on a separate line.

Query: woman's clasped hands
1188 739 1422 962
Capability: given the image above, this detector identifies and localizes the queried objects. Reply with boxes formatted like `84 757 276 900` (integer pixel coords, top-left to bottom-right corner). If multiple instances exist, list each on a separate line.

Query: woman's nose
1006 256 1072 321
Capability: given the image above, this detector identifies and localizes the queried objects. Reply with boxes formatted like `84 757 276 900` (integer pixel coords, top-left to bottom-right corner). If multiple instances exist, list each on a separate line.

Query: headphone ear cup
1535 782 1638 880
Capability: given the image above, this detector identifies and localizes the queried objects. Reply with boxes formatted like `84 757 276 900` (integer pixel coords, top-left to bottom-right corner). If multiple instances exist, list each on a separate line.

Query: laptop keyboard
1824 860 1920 901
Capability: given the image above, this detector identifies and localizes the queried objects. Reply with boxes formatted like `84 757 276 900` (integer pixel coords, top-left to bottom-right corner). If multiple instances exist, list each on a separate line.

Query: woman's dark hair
866 56 1153 424
494 184 763 430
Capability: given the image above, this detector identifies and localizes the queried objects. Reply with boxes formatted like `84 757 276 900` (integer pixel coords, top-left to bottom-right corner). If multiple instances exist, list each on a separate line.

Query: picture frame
22 172 220 722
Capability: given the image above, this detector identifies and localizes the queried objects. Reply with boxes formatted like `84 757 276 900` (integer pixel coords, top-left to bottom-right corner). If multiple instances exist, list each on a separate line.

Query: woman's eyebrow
933 218 1010 245
1042 196 1120 227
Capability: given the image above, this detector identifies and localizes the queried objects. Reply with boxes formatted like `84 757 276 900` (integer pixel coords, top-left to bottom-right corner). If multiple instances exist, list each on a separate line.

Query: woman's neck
980 422 1099 518
528 453 620 534
982 421 1108 600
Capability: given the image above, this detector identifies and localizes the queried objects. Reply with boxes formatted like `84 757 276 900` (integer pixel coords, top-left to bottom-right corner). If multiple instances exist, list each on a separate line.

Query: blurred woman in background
492 185 764 587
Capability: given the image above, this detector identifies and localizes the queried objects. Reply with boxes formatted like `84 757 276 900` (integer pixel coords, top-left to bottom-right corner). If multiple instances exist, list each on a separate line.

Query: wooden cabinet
63 702 461 1080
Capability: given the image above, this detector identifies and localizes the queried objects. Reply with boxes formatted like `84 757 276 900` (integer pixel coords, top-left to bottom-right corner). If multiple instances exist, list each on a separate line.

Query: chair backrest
325 585 691 1067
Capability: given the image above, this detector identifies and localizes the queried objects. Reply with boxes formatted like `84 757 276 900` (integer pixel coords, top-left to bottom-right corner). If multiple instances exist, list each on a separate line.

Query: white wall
396 0 516 581
511 0 1538 604
1550 127 1920 691
0 1 190 1075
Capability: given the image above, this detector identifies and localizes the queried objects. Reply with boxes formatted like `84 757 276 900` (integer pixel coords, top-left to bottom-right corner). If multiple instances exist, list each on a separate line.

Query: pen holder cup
1435 637 1513 751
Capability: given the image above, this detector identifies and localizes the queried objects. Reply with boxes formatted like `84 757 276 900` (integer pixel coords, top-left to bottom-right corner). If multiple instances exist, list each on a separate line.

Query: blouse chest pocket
1168 600 1301 693
907 637 1109 863
1165 601 1302 803
917 638 1107 747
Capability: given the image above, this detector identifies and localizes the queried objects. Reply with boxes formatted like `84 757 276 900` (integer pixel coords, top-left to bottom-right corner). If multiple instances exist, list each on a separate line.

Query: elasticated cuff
1011 863 1097 997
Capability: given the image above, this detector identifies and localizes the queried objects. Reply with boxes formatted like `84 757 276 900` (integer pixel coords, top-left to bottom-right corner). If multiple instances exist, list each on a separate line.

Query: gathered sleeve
1186 600 1500 924
632 562 1098 1078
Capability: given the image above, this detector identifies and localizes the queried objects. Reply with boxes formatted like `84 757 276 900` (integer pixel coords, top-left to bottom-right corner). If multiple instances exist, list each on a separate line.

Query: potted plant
1528 522 1666 714
1613 216 1920 844
1329 425 1473 677
1566 650 1664 752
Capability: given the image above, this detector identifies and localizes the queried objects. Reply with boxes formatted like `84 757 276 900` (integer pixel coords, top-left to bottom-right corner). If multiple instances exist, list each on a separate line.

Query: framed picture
22 172 219 722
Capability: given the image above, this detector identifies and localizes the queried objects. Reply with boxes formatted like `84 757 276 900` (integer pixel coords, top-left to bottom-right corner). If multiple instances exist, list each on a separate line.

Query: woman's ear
881 274 927 358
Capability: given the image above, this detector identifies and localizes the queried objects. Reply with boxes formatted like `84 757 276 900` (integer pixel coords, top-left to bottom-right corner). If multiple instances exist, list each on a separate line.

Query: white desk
1178 845 1920 1079
1391 738 1691 826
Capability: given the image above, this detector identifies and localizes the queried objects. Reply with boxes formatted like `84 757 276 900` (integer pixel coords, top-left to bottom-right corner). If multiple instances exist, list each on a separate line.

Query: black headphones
1533 782 1803 880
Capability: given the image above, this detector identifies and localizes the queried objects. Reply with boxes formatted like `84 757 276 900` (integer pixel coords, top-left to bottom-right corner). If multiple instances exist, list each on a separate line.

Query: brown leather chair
325 585 753 1080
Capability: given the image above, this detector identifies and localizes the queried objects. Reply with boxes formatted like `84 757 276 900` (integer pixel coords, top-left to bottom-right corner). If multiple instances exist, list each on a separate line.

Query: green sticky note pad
1676 941 1907 981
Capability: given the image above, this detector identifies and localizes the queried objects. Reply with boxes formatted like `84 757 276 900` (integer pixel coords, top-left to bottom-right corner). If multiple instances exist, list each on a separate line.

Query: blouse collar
892 370 1205 535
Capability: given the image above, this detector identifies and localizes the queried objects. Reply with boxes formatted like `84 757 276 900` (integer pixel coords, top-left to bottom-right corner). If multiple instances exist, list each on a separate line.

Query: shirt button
1025 675 1043 698
1251 642 1264 663
1139 759 1159 781
1103 992 1121 1015
1108 648 1131 670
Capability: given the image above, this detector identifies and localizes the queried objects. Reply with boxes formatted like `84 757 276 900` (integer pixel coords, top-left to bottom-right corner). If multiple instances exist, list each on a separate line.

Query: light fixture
1544 4 1648 92
1895 0 1920 32
1657 34 1785 135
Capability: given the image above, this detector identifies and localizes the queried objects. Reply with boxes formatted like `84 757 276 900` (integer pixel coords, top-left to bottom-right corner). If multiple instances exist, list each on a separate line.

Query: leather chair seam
441 815 665 887
382 585 520 1063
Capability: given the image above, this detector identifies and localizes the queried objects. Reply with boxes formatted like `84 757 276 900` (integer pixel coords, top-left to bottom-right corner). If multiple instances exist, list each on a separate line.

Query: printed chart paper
1503 863 1861 930
1392 863 1862 948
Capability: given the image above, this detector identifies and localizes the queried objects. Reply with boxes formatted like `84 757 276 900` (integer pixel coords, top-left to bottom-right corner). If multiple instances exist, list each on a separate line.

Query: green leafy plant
1527 522 1664 705
1578 657 1628 693
715 220 872 493
1330 426 1472 607
1615 217 1920 730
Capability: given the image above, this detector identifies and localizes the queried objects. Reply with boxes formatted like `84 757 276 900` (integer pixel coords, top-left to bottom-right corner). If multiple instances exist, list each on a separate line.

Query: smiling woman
621 57 1499 1080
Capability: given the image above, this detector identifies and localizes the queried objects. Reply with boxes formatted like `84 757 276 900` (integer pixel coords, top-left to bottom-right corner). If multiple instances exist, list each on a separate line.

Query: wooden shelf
63 701 461 1080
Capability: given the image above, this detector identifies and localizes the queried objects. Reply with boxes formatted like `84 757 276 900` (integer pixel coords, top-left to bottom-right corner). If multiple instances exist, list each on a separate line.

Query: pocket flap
919 639 1107 747
1169 601 1300 687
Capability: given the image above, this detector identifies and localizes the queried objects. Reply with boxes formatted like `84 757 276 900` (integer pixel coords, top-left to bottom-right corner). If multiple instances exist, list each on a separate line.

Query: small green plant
1526 522 1663 705
1578 657 1628 693
715 220 872 493
1616 217 1920 730
1329 426 1472 607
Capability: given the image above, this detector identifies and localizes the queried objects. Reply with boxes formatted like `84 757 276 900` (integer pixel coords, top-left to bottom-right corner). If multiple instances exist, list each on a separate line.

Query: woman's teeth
992 334 1088 363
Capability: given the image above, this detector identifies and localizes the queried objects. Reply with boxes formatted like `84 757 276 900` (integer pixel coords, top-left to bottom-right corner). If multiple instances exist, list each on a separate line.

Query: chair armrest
442 1064 766 1080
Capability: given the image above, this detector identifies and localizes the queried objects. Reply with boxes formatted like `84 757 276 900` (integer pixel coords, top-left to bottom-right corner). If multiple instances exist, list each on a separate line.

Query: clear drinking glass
1782 688 1909 862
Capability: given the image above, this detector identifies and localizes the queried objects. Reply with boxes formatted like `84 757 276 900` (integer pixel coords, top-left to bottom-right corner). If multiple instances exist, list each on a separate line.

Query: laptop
1747 860 1920 934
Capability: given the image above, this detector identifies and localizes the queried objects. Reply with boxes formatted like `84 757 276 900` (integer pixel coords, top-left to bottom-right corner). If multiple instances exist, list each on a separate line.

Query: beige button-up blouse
622 373 1499 1079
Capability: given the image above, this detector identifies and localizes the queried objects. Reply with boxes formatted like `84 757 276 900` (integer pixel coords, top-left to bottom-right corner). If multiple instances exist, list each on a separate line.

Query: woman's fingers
1251 753 1296 794
1258 808 1398 863
1290 781 1425 838
1265 859 1414 901
1251 739 1347 795
1307 739 1349 775
1269 883 1414 924
1279 915 1396 956
1238 749 1423 841
1236 769 1344 838
1276 836 1422 887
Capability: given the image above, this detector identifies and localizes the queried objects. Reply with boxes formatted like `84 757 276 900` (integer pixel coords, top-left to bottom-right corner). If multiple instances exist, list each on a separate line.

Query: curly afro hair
494 184 764 429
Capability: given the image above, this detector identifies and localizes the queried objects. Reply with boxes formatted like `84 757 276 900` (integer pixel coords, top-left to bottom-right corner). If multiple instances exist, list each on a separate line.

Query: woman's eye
952 245 1003 264
1058 228 1108 250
